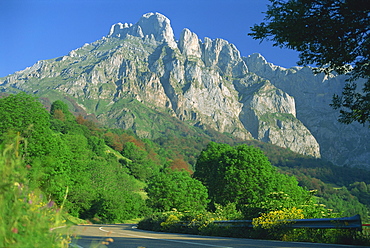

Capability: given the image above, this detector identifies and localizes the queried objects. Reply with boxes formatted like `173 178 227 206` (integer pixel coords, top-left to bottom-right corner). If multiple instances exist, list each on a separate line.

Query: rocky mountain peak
179 28 201 57
108 12 177 48
245 53 286 73
108 22 132 38
137 12 177 48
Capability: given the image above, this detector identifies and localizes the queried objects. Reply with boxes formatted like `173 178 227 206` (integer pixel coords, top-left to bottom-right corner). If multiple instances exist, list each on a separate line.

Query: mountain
0 12 368 168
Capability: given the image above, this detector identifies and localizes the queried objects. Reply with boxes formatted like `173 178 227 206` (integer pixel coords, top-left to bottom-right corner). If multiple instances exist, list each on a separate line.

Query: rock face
244 53 370 167
179 29 202 57
237 80 320 158
108 12 177 48
1 12 368 166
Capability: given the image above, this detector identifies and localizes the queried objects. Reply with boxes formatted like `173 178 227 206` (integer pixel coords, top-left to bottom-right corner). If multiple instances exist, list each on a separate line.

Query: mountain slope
1 12 368 167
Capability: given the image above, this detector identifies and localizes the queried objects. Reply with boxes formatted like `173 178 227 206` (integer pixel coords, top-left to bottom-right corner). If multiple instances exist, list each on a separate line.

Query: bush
146 169 209 212
138 206 370 245
252 207 305 240
251 207 370 245
138 205 245 237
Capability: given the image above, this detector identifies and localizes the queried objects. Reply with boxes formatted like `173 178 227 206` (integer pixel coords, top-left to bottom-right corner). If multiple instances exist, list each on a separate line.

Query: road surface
67 224 368 248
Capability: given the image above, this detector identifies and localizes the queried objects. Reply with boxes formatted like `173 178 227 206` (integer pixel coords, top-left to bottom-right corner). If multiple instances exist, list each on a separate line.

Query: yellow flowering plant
252 207 304 229
252 207 305 240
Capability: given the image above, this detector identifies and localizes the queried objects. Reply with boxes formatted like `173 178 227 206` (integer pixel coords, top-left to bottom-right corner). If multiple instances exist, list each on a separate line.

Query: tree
50 100 73 119
192 142 231 204
121 141 160 181
249 0 370 125
84 158 146 222
146 169 209 212
194 142 311 217
0 92 55 157
50 100 83 134
194 142 276 206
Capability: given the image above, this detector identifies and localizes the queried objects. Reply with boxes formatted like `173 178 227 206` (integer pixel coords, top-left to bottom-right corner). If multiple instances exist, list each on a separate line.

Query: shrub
252 207 304 240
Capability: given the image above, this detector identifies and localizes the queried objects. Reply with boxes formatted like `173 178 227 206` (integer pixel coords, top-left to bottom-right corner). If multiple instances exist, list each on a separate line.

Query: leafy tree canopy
249 0 370 125
146 169 209 212
194 142 311 217
0 92 55 157
50 100 74 121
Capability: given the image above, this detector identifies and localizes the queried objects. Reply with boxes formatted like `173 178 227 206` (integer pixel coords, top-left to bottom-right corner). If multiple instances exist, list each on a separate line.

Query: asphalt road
68 224 369 248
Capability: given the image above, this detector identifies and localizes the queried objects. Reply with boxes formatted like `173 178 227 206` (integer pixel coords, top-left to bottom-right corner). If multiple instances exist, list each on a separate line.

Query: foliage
349 182 370 206
138 207 370 246
318 187 369 220
277 159 370 221
120 141 160 181
0 93 147 223
1 92 370 245
138 207 243 235
249 0 370 125
252 206 369 245
50 100 79 133
252 207 304 240
194 142 312 218
138 211 182 232
0 134 69 247
81 158 147 222
212 203 244 221
146 169 209 212
138 207 370 245
150 130 370 219
50 100 75 122
0 92 55 158
253 207 304 229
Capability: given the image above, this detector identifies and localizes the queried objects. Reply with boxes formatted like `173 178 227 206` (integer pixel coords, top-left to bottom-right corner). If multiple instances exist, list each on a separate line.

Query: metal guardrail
286 214 362 231
207 214 363 231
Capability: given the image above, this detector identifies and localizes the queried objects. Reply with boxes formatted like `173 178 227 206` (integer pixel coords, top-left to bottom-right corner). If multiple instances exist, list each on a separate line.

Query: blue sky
0 0 300 77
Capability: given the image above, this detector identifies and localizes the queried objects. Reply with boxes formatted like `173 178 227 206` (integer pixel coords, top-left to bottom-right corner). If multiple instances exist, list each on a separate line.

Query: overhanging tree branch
249 0 370 125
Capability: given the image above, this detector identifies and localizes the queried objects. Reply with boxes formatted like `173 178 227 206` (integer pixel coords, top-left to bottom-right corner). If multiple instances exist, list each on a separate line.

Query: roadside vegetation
0 133 71 247
1 92 370 246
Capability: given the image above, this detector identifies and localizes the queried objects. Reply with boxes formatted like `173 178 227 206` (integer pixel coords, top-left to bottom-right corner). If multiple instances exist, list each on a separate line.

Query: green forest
1 92 370 247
